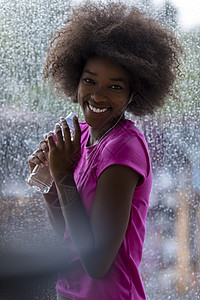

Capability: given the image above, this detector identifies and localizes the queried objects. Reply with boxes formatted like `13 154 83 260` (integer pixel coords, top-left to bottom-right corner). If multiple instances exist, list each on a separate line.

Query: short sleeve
96 132 150 185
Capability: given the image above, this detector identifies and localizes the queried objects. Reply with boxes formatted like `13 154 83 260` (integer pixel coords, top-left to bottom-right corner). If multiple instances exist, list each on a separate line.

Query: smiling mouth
88 103 110 114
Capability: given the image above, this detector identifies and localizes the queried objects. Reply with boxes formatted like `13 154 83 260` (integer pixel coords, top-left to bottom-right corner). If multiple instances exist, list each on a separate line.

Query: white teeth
88 103 109 113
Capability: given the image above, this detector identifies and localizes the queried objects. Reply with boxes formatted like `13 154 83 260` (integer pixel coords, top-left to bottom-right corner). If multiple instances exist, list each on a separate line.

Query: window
0 0 199 299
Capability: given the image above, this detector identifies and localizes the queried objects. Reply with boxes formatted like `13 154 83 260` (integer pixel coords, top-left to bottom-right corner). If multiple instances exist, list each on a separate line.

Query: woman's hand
47 116 81 183
28 140 49 173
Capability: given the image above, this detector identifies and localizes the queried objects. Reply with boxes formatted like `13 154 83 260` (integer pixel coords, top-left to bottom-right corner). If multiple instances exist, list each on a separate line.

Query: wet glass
0 0 199 299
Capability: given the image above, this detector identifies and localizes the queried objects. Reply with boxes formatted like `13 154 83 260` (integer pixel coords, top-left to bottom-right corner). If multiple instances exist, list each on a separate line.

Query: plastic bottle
27 112 77 194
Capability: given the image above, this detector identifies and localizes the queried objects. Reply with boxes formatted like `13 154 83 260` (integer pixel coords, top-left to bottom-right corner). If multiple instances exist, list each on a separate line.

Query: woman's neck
88 114 125 146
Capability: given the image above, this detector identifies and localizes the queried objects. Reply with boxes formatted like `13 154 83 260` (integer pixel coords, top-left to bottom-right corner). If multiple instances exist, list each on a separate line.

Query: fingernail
60 116 65 122
44 160 49 166
47 132 53 138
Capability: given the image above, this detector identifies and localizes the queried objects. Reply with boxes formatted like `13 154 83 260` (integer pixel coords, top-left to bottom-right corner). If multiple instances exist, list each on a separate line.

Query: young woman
28 1 182 299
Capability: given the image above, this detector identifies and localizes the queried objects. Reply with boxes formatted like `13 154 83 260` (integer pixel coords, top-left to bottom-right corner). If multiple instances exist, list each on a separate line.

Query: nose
91 86 107 102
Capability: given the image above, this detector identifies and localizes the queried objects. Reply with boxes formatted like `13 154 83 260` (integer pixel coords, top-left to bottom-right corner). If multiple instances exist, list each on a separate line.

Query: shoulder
99 119 151 182
102 119 149 158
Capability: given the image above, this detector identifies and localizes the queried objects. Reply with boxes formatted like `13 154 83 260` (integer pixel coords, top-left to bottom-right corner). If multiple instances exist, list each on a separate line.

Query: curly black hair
43 0 182 116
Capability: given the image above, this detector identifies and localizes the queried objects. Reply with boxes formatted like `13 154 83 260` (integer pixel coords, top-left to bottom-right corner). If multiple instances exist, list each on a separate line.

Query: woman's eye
110 85 123 90
83 78 95 84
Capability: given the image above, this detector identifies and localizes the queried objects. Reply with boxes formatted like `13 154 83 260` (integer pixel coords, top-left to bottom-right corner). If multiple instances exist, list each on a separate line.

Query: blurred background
0 0 199 299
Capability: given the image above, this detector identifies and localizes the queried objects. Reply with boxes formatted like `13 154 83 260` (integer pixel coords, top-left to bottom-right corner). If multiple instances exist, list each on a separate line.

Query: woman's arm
28 140 66 239
43 182 66 240
55 165 139 278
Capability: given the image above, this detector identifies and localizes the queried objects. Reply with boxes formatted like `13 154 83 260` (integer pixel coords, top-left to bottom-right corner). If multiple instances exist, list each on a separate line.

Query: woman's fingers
55 123 64 146
28 154 42 167
47 132 57 149
28 149 47 172
39 140 49 152
29 149 47 166
60 117 71 145
73 116 81 145
28 139 50 173
43 133 48 141
28 153 37 172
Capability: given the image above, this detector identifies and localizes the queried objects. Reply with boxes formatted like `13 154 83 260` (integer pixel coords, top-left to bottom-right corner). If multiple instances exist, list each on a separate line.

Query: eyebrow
83 69 127 84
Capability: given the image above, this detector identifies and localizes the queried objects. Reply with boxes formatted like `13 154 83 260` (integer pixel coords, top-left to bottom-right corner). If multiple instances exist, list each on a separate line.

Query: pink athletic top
56 119 152 300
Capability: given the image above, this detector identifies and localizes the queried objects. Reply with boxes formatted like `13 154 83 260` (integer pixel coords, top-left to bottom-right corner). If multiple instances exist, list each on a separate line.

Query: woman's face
77 56 131 129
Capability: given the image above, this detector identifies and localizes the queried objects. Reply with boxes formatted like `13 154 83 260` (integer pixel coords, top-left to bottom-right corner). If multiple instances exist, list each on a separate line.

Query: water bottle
27 112 77 194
